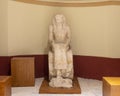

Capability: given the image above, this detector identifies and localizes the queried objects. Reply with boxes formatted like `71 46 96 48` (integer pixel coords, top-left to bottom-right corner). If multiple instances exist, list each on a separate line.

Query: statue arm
49 25 54 45
66 26 71 47
49 25 56 52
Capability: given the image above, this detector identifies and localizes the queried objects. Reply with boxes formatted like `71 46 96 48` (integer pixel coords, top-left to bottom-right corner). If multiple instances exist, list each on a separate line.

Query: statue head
55 14 65 23
53 14 66 26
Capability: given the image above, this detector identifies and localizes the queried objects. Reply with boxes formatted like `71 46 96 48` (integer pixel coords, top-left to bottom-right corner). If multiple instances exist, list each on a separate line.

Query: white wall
0 0 8 56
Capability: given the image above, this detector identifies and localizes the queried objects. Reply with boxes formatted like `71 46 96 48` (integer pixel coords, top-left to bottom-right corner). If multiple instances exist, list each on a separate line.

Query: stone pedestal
103 77 120 96
39 77 81 94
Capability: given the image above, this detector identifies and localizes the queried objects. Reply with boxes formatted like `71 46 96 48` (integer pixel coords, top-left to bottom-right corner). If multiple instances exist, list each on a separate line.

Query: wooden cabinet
103 77 120 96
11 57 35 87
0 76 11 96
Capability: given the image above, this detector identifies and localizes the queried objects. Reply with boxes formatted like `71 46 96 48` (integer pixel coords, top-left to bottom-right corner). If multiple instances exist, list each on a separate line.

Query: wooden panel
11 57 35 86
39 77 81 94
103 77 120 96
103 78 111 96
0 76 11 96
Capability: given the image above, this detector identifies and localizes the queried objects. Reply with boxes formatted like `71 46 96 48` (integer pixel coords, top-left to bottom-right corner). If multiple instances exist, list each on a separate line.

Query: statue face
55 14 63 23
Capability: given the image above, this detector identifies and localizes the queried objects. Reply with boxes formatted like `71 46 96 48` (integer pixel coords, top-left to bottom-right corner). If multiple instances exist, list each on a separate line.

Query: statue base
39 77 81 94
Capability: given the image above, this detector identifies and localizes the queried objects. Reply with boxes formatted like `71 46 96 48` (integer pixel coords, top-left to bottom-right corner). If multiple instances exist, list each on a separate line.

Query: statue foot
49 77 73 88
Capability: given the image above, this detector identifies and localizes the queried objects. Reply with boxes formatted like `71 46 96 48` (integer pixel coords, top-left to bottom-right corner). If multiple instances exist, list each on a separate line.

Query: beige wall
8 0 59 55
57 6 109 57
1 0 119 58
108 6 120 58
0 0 8 56
63 6 120 58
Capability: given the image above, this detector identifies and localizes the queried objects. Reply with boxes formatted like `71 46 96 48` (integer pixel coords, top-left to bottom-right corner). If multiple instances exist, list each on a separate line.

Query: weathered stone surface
48 14 73 88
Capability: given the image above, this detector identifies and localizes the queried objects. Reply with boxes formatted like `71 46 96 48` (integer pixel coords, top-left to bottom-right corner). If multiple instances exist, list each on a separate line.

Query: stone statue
48 14 74 88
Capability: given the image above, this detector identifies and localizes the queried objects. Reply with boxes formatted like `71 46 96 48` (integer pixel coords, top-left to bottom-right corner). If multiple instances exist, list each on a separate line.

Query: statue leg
61 49 74 79
56 69 62 78
49 51 56 80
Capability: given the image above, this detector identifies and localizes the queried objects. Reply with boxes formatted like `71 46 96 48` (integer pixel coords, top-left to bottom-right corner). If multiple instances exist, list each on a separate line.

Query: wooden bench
103 77 120 96
0 76 11 96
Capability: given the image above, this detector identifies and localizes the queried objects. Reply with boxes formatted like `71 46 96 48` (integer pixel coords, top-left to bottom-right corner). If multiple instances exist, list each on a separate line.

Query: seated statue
48 14 74 88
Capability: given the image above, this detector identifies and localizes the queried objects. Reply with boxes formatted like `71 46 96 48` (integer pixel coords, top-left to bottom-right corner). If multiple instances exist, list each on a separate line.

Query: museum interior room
0 0 120 96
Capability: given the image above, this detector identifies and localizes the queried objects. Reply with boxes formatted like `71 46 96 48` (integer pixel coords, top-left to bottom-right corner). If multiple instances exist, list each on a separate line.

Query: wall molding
13 0 120 7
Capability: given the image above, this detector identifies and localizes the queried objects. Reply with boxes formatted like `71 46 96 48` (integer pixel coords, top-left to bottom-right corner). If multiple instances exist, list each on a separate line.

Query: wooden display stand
103 77 120 96
0 76 11 96
39 77 81 94
11 57 35 87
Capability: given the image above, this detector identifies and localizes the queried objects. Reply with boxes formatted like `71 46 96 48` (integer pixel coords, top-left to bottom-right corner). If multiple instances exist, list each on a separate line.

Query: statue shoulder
66 25 70 32
49 25 53 32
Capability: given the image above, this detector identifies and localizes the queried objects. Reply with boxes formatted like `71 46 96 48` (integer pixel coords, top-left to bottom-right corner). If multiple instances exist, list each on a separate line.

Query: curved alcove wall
0 0 8 56
0 0 120 79
8 0 59 55
8 0 120 58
